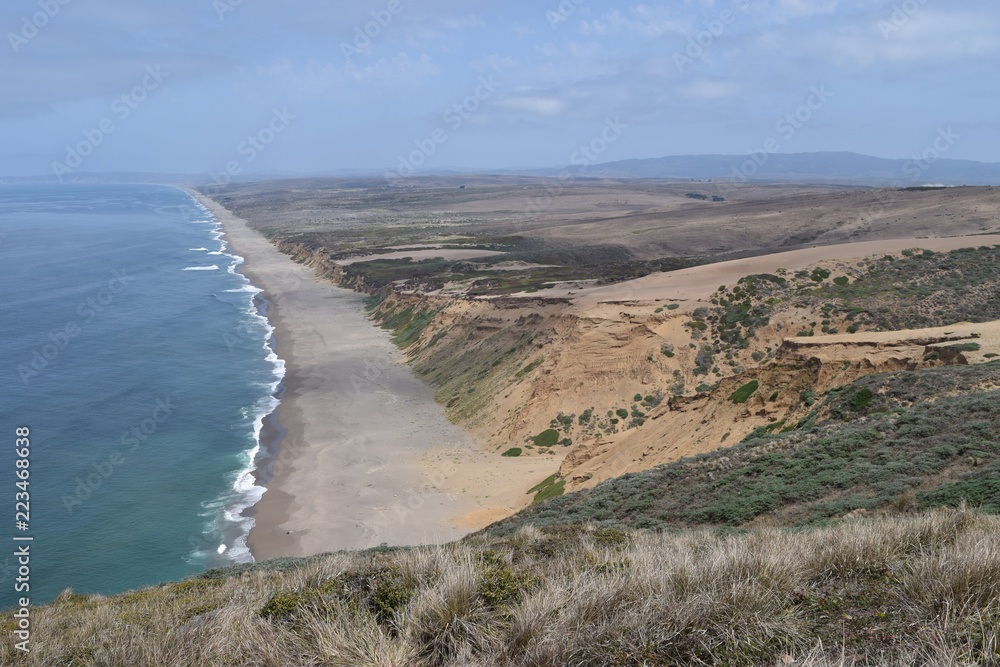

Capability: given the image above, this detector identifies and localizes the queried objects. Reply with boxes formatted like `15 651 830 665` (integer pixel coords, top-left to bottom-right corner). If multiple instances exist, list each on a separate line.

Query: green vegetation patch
729 380 759 404
809 245 1000 331
390 307 437 349
515 358 544 378
944 342 981 353
532 429 560 447
530 476 567 504
810 268 831 282
849 387 873 412
527 474 560 495
533 480 566 504
501 447 522 457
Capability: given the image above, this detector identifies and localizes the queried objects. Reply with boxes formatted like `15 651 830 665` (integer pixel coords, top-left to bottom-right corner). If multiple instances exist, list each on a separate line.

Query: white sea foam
178 191 285 567
183 265 219 271
189 247 209 251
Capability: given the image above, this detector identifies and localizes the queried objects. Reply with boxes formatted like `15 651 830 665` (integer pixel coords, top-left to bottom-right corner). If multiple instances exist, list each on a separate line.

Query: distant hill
5 151 999 187
531 151 1000 186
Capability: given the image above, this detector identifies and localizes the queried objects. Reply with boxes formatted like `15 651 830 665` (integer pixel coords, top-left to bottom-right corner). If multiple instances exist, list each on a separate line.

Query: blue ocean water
0 184 282 607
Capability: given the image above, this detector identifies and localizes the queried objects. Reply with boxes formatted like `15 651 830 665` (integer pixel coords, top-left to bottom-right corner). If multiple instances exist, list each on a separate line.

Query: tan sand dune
556 235 1000 309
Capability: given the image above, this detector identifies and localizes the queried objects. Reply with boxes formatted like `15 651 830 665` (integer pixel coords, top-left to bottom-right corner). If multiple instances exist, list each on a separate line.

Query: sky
0 0 998 179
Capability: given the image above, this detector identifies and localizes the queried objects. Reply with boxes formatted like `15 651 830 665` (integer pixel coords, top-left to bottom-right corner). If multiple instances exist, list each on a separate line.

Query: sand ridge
537 235 1000 308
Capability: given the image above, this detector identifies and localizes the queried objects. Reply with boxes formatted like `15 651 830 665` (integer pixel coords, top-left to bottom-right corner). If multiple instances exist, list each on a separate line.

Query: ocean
0 184 282 607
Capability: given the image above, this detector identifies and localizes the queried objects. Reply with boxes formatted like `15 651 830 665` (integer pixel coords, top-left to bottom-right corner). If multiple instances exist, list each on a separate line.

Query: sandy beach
188 191 502 560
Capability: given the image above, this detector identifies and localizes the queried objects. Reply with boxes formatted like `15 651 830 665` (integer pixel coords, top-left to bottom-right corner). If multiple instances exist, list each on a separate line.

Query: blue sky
1 0 997 178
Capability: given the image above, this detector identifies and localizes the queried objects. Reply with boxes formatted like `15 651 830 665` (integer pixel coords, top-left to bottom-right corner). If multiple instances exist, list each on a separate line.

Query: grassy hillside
5 509 999 665
10 361 1000 665
488 361 1000 536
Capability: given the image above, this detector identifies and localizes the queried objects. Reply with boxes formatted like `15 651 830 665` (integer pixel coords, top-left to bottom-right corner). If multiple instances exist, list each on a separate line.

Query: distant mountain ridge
541 150 1000 186
4 151 999 186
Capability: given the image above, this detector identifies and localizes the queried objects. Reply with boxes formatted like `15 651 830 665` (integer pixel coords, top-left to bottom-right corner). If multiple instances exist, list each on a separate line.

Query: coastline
186 189 502 560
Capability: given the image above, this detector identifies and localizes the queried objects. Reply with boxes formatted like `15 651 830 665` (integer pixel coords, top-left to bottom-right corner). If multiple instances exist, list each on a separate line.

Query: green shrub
945 342 981 352
479 564 538 609
833 276 849 286
259 591 309 620
616 408 629 420
729 380 759 404
810 268 831 282
666 303 680 310
532 429 560 447
501 448 522 457
850 388 873 411
686 320 708 331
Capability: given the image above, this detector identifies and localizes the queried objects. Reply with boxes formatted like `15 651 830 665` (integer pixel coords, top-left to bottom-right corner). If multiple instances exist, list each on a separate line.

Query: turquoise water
0 184 282 607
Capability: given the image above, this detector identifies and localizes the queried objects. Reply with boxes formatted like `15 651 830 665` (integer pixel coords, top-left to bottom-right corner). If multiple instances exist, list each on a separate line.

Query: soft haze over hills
5 151 999 187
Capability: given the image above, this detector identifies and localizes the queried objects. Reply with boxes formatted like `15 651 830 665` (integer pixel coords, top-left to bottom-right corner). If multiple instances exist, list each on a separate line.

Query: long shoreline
186 189 493 561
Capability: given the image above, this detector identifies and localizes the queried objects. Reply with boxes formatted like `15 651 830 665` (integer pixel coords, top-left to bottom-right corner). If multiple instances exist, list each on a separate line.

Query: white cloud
512 22 533 39
578 5 687 38
679 79 744 100
258 53 438 92
441 15 486 31
497 95 568 116
804 9 1000 66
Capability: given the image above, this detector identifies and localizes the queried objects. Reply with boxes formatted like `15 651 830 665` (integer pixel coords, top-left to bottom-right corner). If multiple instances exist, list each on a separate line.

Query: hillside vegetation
5 509 999 666
488 361 1000 535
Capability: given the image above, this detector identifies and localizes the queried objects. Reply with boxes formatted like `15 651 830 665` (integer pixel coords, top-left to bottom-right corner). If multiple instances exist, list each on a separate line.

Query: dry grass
5 509 999 666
